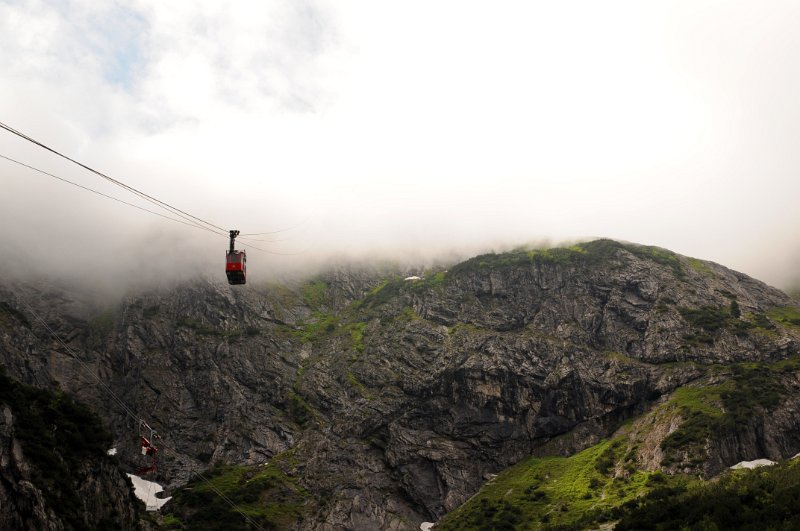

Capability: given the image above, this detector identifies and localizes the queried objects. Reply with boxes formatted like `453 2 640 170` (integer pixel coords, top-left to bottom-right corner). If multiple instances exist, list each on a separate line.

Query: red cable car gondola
226 230 246 285
136 435 159 476
135 423 160 476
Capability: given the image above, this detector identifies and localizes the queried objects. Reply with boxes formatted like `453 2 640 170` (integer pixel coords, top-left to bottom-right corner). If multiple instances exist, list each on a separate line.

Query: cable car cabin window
226 252 243 264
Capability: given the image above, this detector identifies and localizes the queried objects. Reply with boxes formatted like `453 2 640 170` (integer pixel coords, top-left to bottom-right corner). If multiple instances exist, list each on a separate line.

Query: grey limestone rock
1 240 799 529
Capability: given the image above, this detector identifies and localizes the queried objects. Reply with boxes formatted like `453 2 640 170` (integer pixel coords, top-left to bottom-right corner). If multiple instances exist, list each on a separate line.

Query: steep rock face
0 406 60 531
703 371 800 474
0 376 141 530
417 244 791 363
289 242 798 522
1 240 799 528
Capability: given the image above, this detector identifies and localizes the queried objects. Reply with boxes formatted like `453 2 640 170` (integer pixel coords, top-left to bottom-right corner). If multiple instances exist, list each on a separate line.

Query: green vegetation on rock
768 306 800 328
450 246 589 275
687 257 713 275
438 355 800 530
346 371 372 400
357 279 404 309
0 369 127 530
427 270 447 286
88 311 116 348
301 280 328 310
661 358 799 467
622 243 685 279
680 305 730 332
678 305 752 346
348 321 367 354
166 456 310 531
436 438 681 531
287 391 315 428
447 239 687 280
615 458 800 530
749 311 776 331
293 312 339 343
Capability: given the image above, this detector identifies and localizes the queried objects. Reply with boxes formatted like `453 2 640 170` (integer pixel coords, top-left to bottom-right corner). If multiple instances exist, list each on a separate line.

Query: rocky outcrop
703 371 800 474
0 405 60 531
1 240 799 528
0 376 142 530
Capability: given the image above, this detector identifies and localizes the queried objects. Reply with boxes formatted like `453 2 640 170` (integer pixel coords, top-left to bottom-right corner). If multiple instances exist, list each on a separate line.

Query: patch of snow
792 453 800 460
420 523 435 531
730 459 777 470
127 473 172 511
404 276 422 281
107 448 117 456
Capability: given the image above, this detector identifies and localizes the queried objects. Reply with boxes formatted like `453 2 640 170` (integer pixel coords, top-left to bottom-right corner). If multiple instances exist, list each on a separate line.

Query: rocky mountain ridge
1 239 799 529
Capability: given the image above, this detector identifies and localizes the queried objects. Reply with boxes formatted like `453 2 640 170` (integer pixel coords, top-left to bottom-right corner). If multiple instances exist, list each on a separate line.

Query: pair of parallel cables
0 120 300 252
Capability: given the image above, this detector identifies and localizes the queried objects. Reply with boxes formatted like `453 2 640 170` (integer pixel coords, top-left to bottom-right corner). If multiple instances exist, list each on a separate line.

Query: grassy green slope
614 458 800 530
163 451 310 530
437 355 800 530
436 438 690 530
437 439 800 531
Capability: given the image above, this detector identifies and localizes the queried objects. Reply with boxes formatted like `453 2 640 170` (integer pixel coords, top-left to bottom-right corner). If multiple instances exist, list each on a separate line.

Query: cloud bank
1 1 799 291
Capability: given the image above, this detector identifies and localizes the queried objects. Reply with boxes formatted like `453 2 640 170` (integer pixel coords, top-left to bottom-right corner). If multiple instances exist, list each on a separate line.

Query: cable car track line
2 119 308 270
0 153 224 235
0 121 228 235
3 151 304 256
241 219 307 236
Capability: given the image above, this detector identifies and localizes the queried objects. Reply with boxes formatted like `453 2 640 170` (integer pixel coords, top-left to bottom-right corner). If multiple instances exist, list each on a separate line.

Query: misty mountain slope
1 239 799 529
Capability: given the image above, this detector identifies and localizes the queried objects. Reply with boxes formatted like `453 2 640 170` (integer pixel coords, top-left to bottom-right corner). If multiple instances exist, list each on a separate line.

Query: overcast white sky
1 0 798 290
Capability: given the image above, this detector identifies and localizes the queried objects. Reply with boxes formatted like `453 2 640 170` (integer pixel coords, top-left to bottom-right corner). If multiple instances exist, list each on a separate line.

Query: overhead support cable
0 121 228 235
0 153 222 235
240 220 306 236
1 120 305 256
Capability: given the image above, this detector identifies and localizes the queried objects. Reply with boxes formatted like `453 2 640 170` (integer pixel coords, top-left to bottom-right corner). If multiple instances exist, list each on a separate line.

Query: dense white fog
1 1 798 292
